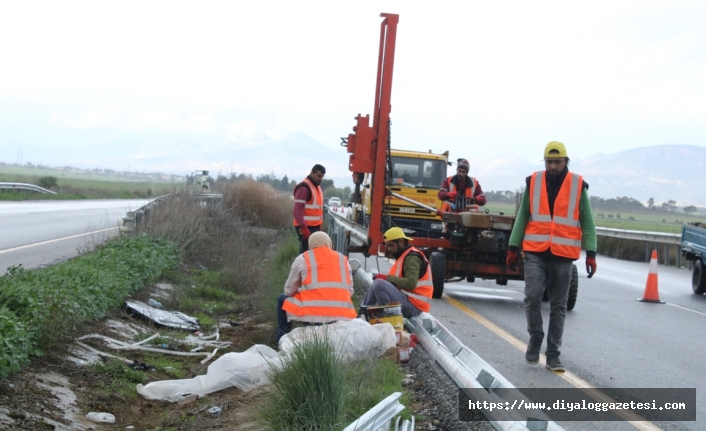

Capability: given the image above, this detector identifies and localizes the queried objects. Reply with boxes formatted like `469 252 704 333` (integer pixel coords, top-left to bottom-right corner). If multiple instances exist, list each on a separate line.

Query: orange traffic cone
637 250 665 304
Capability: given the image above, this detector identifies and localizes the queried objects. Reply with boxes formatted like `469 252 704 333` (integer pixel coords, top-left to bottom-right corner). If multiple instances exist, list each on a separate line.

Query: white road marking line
444 294 663 431
0 227 118 254
666 302 706 317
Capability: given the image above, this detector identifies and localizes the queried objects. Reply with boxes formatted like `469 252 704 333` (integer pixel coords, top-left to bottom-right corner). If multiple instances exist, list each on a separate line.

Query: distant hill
5 134 706 206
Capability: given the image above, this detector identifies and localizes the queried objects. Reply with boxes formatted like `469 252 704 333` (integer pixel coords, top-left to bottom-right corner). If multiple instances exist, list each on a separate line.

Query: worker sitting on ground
276 231 356 342
359 227 433 319
437 158 486 213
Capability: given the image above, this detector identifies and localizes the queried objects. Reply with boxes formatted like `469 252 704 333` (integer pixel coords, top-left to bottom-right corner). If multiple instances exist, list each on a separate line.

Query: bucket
367 303 404 331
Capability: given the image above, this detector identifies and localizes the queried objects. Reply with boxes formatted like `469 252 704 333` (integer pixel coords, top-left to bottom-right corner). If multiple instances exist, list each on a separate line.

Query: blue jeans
523 253 572 358
361 279 421 318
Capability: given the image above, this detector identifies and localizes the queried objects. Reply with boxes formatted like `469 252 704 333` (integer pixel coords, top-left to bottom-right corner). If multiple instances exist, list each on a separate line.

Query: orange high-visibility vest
442 176 478 213
292 178 324 227
282 247 356 321
523 171 583 259
389 247 433 312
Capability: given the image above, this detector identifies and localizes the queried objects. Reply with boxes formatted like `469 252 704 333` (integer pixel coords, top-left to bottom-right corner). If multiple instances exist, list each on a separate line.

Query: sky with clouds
1 0 705 178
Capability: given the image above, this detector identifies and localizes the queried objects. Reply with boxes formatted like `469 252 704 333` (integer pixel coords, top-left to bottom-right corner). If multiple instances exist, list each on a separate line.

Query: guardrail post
122 211 136 234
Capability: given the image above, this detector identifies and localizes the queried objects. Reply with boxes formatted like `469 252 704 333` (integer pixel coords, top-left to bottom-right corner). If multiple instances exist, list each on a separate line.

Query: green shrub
0 306 38 377
0 235 180 375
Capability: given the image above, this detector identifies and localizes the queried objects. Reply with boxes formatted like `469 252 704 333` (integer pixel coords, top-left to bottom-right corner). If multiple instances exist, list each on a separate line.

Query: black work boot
525 338 542 364
358 306 369 321
546 356 566 372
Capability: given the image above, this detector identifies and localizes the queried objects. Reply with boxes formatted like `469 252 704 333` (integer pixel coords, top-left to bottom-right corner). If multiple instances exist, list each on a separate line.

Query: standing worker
276 231 356 342
438 158 487 213
506 141 597 372
359 227 433 319
293 164 326 253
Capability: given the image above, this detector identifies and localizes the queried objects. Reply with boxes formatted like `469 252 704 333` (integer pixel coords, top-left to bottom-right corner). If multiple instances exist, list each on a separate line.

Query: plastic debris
128 361 157 372
86 412 116 423
208 406 221 415
177 394 198 405
148 298 164 309
125 301 199 331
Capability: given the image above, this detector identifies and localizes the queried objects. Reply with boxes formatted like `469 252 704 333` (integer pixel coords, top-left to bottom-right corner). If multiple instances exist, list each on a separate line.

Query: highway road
0 199 151 272
351 251 702 431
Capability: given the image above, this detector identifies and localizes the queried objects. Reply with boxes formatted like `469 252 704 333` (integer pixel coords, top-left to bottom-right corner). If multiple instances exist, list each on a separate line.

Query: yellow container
367 304 404 331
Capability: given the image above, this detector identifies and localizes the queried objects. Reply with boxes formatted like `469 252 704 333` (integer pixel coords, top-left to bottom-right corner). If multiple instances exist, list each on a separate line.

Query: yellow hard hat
544 141 568 158
384 227 412 242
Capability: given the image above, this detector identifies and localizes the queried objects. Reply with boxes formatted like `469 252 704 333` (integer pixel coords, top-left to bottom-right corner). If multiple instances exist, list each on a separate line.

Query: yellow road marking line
443 293 662 431
0 227 118 254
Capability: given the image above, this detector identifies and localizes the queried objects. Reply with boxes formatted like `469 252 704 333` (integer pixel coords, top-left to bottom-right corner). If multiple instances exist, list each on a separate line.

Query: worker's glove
586 256 597 279
506 249 518 272
299 226 311 241
446 191 458 201
373 273 388 281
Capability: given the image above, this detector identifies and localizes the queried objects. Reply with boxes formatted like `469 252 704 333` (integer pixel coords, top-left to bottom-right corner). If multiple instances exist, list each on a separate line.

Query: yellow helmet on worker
384 227 413 242
544 141 568 158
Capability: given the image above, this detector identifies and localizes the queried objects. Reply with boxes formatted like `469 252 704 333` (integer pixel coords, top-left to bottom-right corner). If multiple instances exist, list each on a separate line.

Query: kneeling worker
360 227 433 318
276 231 356 342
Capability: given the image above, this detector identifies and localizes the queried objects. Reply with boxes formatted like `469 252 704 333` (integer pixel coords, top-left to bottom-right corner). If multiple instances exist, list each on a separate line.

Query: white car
328 197 342 207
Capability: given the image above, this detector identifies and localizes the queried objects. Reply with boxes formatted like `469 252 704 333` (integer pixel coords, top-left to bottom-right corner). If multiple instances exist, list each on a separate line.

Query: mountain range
5 135 706 207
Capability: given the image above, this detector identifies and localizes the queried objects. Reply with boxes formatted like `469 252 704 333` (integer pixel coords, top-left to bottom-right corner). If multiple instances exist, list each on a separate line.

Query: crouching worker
360 227 433 319
276 231 357 342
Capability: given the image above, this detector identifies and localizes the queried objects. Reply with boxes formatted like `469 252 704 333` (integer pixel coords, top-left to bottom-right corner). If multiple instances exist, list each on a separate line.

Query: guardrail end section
343 392 405 431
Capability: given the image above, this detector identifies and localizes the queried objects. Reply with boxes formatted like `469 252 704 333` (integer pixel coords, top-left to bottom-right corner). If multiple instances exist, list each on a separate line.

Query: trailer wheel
567 264 579 311
431 252 446 299
692 260 706 295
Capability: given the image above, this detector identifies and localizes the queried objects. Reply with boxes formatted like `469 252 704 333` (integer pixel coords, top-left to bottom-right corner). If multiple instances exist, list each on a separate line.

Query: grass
482 200 706 234
259 329 412 431
0 235 180 377
0 164 181 200
260 331 348 430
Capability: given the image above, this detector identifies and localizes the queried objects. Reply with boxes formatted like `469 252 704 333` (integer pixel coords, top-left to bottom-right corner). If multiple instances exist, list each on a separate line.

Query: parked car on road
328 197 342 207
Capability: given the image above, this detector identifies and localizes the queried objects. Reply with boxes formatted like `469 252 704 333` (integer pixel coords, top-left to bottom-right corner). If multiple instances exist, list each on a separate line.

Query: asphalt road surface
352 251 702 431
0 199 151 272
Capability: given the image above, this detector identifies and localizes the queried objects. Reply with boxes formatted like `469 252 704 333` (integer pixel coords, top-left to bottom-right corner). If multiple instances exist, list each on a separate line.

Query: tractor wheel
567 264 579 311
692 260 706 295
431 252 446 299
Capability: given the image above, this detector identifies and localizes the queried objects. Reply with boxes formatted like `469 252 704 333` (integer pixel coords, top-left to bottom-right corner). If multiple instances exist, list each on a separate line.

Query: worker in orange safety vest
506 141 597 373
276 231 356 342
438 158 487 213
293 164 326 253
359 227 433 319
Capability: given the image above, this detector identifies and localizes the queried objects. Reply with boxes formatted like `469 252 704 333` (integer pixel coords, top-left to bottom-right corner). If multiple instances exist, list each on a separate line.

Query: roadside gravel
401 343 495 431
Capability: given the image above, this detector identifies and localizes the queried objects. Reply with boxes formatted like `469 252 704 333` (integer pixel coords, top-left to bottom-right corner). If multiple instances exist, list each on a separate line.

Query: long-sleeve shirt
284 253 354 297
292 179 313 228
438 175 487 206
509 170 597 260
387 251 423 291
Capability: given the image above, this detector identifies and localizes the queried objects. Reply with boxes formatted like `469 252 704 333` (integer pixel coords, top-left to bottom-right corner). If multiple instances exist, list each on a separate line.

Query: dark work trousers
295 224 321 254
523 253 573 359
276 293 329 343
361 279 422 318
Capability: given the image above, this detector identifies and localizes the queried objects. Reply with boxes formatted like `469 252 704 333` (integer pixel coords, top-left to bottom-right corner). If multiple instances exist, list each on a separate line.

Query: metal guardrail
120 194 171 233
595 227 680 245
407 315 565 431
0 182 57 195
343 392 413 431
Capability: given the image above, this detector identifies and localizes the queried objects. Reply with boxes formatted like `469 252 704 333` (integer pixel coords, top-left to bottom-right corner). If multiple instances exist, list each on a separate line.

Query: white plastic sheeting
136 319 396 402
279 318 396 363
136 344 279 402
